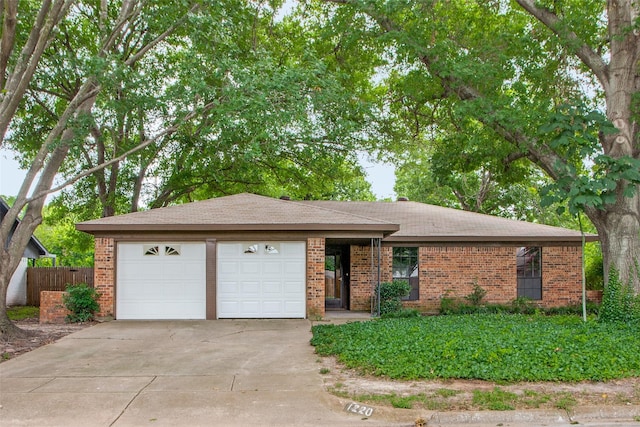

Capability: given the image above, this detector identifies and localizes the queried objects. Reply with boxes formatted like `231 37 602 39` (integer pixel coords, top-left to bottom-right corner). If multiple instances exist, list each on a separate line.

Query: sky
0 149 397 202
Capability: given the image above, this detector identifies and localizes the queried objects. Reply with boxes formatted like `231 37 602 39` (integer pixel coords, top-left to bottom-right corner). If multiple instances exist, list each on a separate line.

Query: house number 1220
344 402 374 417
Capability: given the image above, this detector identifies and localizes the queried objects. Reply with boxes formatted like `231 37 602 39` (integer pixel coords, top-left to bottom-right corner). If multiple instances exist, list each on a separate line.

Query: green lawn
7 306 39 320
311 314 640 382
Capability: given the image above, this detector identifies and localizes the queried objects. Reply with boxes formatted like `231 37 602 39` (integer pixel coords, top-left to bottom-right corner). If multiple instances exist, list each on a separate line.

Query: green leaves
311 315 640 382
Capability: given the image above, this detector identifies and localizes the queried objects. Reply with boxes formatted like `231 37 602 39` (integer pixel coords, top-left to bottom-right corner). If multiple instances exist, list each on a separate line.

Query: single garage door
217 241 306 318
117 242 206 319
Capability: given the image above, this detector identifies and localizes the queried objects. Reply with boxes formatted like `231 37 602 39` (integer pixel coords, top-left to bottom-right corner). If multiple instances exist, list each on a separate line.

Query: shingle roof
76 193 398 233
299 200 596 242
76 193 596 242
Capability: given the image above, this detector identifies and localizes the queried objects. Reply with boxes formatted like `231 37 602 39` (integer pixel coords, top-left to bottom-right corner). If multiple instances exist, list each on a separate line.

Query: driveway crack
230 374 236 391
109 376 157 426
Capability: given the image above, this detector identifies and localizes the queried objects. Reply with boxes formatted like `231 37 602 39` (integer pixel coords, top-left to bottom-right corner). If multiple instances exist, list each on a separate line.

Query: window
392 247 419 300
165 245 181 256
143 245 159 256
517 247 542 300
244 244 259 254
265 244 280 254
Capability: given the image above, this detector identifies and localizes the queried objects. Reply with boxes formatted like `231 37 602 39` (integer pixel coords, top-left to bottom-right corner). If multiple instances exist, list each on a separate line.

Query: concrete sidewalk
0 320 407 426
1 320 638 426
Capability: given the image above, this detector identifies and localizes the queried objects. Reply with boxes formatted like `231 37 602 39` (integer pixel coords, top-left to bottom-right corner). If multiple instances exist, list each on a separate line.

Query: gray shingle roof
76 193 398 233
299 200 596 242
76 193 596 242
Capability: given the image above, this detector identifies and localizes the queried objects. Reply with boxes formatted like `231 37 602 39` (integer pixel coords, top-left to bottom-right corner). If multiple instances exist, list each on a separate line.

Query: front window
392 247 419 300
517 247 542 300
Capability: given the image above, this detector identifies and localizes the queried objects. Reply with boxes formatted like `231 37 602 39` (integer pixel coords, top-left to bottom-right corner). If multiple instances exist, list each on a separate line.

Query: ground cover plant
311 314 640 382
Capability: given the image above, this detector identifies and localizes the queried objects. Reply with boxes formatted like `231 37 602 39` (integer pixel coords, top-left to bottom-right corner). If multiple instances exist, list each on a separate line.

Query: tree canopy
310 0 639 291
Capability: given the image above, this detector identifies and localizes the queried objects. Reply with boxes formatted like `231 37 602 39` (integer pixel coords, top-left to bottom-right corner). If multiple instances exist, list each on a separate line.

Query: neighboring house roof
76 193 597 243
0 198 51 259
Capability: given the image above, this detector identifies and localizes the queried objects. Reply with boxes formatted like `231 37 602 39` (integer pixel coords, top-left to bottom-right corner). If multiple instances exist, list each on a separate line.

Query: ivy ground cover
311 314 640 382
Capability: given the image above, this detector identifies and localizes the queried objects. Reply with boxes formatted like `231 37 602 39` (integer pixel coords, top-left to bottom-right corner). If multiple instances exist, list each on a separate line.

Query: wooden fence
26 267 94 306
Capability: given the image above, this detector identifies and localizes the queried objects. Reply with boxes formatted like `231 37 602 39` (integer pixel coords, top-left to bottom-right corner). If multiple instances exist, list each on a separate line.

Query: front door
325 245 350 310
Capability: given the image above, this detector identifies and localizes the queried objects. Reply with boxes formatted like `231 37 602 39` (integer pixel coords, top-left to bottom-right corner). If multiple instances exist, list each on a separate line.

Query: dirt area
0 318 94 362
317 355 640 412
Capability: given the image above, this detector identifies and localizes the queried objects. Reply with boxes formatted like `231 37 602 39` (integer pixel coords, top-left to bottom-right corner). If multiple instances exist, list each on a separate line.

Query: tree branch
0 0 18 89
125 3 201 67
26 101 218 203
514 0 610 91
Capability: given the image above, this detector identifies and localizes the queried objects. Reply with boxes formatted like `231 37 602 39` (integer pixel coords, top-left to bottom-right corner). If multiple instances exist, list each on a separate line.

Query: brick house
76 193 596 320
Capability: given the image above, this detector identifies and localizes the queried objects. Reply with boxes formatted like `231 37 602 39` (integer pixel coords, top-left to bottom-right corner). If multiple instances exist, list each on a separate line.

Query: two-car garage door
116 241 306 319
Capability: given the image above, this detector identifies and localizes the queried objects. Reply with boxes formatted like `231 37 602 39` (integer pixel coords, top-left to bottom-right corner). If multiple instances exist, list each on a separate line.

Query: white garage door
117 242 206 319
217 241 306 318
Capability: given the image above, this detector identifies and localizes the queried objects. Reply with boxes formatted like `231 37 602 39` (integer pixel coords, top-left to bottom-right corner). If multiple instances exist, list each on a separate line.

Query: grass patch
311 314 640 382
7 306 39 320
328 386 579 412
472 387 518 410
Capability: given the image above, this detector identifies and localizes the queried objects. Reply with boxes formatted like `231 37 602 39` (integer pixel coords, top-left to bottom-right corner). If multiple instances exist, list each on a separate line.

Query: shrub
464 281 487 306
439 292 460 314
383 308 422 318
376 280 411 316
63 283 100 323
599 268 639 323
510 296 536 314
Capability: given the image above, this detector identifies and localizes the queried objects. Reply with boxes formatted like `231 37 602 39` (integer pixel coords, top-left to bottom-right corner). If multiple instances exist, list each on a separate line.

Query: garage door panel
241 263 260 274
284 301 304 314
263 282 282 294
218 281 240 295
262 301 282 315
241 282 260 296
240 301 260 317
218 261 239 275
117 242 206 320
284 262 304 274
262 261 282 275
217 241 306 318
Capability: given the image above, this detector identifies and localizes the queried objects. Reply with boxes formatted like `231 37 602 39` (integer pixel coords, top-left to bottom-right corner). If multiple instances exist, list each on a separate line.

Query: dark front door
325 245 350 310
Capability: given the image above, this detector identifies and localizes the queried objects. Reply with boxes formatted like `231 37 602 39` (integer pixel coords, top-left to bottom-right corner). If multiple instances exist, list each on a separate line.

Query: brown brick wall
39 291 71 324
349 245 392 311
350 244 583 313
541 246 583 306
94 237 115 317
306 237 325 318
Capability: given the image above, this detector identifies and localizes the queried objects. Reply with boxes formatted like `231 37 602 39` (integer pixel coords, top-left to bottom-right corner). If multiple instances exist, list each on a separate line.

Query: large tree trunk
0 90 97 340
589 194 640 293
595 0 640 292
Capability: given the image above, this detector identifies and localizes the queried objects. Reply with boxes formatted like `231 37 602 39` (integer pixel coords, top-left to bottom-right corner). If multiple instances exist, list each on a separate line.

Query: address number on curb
344 402 375 417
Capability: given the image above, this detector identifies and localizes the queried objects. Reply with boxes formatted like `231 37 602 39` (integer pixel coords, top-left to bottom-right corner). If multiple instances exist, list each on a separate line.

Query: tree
36 1 376 220
0 1 211 338
1 1 379 339
318 0 640 292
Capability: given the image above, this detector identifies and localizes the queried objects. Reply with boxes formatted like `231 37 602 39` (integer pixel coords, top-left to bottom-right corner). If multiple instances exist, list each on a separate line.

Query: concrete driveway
0 320 401 427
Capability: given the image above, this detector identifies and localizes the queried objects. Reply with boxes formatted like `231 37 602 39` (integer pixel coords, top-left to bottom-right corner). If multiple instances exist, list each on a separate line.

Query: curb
425 405 639 425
